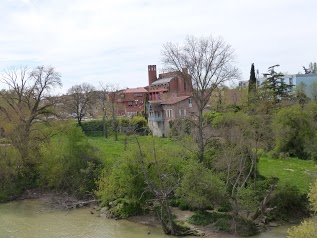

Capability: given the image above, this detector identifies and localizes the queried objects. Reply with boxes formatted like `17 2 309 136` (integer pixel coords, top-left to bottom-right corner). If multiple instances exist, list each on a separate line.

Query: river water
0 200 290 238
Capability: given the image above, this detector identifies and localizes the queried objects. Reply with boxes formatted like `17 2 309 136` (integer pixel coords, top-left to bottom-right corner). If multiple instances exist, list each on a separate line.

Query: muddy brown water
0 200 290 238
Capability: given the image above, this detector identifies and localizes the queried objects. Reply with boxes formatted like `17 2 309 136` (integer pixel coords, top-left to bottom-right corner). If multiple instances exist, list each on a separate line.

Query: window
128 101 133 107
134 93 143 97
179 109 187 117
188 98 192 107
165 109 173 118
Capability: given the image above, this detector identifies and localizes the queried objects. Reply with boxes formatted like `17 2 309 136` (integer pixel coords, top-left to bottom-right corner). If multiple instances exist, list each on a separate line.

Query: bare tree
108 84 122 141
66 83 96 126
99 83 110 138
162 35 240 161
0 66 62 175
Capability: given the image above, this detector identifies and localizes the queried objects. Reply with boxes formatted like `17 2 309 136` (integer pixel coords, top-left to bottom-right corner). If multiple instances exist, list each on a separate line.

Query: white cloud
0 0 317 93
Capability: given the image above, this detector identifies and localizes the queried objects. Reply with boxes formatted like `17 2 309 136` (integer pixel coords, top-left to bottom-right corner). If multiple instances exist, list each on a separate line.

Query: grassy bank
88 135 317 194
258 157 317 193
88 135 188 163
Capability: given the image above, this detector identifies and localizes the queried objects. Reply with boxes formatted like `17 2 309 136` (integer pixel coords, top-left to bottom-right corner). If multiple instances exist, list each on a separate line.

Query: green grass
258 157 317 193
88 135 186 163
88 134 317 194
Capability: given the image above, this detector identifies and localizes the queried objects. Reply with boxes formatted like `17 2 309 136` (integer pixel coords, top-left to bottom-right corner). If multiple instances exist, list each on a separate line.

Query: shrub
0 146 23 202
109 198 143 219
268 182 308 221
38 125 102 197
176 161 227 210
272 104 317 160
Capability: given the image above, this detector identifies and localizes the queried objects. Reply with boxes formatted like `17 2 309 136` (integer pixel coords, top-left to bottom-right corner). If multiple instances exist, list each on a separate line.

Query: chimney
148 65 157 86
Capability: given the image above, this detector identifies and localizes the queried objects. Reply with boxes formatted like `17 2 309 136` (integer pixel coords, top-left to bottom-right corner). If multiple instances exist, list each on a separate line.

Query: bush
188 211 258 236
96 149 151 207
272 104 317 160
176 161 227 210
80 120 107 136
0 146 23 202
288 179 317 238
109 198 143 219
268 182 308 221
38 125 102 197
81 117 149 136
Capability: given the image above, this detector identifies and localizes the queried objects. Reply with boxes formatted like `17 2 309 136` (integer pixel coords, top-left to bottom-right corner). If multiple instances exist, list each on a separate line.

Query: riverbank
12 189 98 211
127 208 237 237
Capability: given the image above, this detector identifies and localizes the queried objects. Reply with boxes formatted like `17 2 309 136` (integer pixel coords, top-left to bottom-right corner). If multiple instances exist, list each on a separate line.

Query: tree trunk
197 110 204 162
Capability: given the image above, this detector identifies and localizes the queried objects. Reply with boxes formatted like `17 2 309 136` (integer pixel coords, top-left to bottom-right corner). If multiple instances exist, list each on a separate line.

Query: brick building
148 65 192 100
147 65 196 136
116 87 148 116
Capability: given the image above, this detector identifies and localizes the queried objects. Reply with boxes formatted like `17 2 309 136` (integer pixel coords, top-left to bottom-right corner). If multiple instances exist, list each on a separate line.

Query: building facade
116 87 148 116
147 65 196 136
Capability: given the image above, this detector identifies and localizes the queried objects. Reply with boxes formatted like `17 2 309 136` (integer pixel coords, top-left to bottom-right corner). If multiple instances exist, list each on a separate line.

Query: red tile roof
122 87 148 93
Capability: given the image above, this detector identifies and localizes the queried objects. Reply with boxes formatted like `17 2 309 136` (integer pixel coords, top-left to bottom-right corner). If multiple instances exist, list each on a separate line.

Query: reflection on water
0 200 289 238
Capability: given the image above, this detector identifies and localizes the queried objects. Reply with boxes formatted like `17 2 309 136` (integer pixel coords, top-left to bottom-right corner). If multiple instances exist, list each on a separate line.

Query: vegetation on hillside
1 62 317 236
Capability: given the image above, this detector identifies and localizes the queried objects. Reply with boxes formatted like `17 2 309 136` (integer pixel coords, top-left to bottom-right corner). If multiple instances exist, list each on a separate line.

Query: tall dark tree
248 63 257 103
261 65 292 104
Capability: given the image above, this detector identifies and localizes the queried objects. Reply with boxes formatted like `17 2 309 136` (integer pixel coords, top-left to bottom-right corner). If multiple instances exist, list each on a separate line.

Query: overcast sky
0 0 316 94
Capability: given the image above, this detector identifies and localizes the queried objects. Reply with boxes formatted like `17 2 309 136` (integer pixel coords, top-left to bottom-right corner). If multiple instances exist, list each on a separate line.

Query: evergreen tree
262 65 292 104
248 63 257 103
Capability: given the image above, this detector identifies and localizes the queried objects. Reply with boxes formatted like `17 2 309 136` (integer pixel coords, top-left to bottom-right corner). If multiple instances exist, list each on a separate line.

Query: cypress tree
248 63 257 103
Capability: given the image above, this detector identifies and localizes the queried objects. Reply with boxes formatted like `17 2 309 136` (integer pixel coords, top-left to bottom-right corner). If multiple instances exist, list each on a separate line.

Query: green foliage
96 136 191 218
176 161 226 210
248 63 257 100
237 186 259 214
188 211 220 226
288 179 317 238
96 149 149 207
0 146 22 202
272 104 317 160
258 157 317 193
288 220 317 238
188 211 258 236
233 217 258 236
203 111 221 125
261 70 292 104
80 120 108 136
108 198 143 219
308 180 317 212
131 116 148 134
268 182 308 221
38 125 101 197
80 117 149 137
